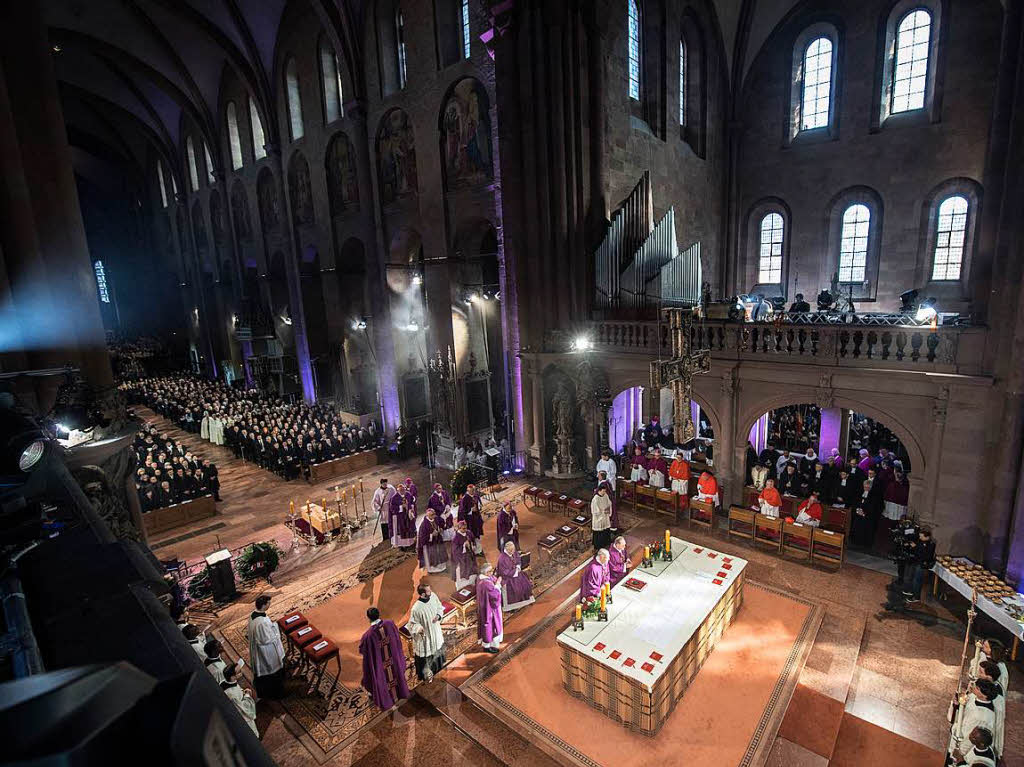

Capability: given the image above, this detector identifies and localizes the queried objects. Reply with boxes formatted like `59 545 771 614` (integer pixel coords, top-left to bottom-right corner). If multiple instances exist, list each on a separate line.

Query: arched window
203 141 216 185
186 136 199 192
801 37 833 130
285 57 304 140
839 204 871 283
892 9 931 113
627 0 641 100
931 195 968 281
396 8 408 89
461 0 471 58
249 98 267 160
758 213 785 284
157 162 168 207
320 41 344 123
678 39 686 126
227 102 243 170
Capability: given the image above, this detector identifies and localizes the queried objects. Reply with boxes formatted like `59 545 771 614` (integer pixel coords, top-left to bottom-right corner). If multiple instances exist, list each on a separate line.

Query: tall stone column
922 387 949 523
530 362 545 472
717 370 736 505
0 3 113 401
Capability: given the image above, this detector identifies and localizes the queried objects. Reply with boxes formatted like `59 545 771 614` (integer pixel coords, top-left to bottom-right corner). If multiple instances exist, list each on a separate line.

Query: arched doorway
608 385 718 456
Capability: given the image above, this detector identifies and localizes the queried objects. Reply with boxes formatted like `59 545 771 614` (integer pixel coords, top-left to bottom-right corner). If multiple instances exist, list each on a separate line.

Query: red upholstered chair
782 521 813 562
277 612 307 632
287 624 322 667
302 638 341 692
822 506 851 537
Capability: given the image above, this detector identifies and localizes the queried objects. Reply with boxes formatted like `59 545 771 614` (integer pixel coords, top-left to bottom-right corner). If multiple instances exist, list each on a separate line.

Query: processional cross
650 308 711 443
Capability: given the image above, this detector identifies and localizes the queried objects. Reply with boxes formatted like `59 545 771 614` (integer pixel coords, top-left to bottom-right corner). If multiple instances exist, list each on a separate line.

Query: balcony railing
580 319 986 375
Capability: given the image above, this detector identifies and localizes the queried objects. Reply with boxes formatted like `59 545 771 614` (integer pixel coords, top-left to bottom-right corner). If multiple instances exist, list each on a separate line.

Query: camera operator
890 516 918 586
902 526 936 605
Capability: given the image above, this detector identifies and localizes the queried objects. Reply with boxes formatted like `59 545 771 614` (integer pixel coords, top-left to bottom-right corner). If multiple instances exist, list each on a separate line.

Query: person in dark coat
850 479 883 548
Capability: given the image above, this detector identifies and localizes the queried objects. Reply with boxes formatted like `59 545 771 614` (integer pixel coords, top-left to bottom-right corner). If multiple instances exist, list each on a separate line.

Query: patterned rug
217 513 634 758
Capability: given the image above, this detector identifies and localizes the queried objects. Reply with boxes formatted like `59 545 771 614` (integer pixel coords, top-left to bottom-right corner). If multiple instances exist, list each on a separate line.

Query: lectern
205 549 236 602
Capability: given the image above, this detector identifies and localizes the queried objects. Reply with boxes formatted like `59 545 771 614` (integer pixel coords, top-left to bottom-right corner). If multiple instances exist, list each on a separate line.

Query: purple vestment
608 546 628 584
496 551 534 610
598 479 619 529
579 558 610 601
458 492 484 538
450 530 478 586
427 489 452 528
496 506 520 551
359 619 410 710
389 490 417 546
648 457 668 475
416 515 448 569
476 576 503 643
404 480 418 502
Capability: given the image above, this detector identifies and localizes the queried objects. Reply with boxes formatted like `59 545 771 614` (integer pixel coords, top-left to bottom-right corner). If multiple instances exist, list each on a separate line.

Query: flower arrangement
186 566 212 600
582 597 602 619
236 541 283 582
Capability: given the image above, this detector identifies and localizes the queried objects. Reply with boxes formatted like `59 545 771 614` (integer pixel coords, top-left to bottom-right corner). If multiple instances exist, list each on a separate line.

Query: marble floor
143 410 1021 766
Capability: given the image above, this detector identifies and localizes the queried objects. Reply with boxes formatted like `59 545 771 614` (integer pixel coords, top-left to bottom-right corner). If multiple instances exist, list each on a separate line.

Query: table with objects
932 555 1024 659
556 537 747 734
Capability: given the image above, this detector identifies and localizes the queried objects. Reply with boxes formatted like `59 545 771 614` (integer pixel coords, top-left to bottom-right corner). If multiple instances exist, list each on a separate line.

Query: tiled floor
147 408 1020 765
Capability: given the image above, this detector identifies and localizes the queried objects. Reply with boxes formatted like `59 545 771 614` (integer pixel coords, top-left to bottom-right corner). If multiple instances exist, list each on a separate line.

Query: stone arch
439 76 493 191
605 375 724 453
736 390 926 475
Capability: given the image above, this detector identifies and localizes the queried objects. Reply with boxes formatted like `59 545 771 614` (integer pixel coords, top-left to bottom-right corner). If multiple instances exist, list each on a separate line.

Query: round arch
605 376 724 450
736 391 926 475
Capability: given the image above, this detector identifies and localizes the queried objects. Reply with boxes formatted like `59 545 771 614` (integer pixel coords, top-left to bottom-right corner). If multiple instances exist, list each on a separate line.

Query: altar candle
335 486 340 502
306 498 310 514
600 589 606 611
290 500 295 514
575 604 582 622
665 530 671 552
644 545 650 561
322 498 327 514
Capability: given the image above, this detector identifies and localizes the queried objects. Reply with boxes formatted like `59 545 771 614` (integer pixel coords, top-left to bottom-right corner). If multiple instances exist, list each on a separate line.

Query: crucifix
650 308 711 443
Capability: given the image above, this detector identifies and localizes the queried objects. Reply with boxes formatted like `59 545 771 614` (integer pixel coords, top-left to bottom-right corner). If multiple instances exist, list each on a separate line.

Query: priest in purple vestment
450 520 479 589
496 501 520 552
647 448 669 489
388 484 417 549
496 541 534 611
403 477 418 502
358 607 410 710
608 536 629 584
629 446 648 483
458 484 484 554
579 549 611 602
476 564 504 652
428 483 455 541
416 508 449 573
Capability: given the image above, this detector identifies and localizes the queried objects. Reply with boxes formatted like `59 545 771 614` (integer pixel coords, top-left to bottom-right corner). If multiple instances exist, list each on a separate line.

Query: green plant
236 541 283 582
186 567 212 600
450 465 474 498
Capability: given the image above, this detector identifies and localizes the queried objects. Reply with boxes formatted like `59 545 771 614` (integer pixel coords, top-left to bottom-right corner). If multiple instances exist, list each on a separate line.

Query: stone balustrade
581 319 987 375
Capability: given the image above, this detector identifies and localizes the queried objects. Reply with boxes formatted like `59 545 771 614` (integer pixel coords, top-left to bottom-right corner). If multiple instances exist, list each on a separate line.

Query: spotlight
0 408 48 476
572 336 592 351
915 298 938 323
412 274 423 286
352 319 368 331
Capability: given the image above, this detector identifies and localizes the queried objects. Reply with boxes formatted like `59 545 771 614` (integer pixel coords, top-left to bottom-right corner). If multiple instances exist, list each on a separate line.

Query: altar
556 537 747 735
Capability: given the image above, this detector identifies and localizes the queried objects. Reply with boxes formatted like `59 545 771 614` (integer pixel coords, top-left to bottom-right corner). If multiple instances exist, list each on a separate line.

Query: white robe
407 593 446 659
204 657 228 685
648 469 666 489
222 682 259 735
246 614 285 678
371 485 397 523
188 636 206 660
201 416 210 440
758 499 780 518
949 696 997 758
590 494 612 532
596 459 617 489
794 511 820 527
440 507 456 541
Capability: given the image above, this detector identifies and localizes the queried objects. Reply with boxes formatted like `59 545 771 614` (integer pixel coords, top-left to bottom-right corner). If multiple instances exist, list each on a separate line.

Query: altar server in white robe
951 727 997 767
371 478 397 544
182 623 207 659
247 595 285 699
970 638 1009 691
221 664 259 736
949 679 999 763
596 450 617 490
203 638 228 684
407 583 446 681
976 661 1006 756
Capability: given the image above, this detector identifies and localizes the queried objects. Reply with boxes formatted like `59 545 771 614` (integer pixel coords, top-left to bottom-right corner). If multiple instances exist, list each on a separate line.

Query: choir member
580 549 611 601
359 607 410 710
203 638 228 684
416 508 449 573
407 583 446 682
247 595 285 699
647 448 668 489
971 639 1009 691
696 469 720 507
476 564 504 653
629 445 648 483
451 520 479 590
758 478 782 518
795 491 823 527
590 485 613 551
951 727 997 767
458 484 485 554
596 449 617 490
497 541 535 612
669 451 691 494
372 479 397 544
388 483 417 550
949 679 999 763
496 501 520 551
977 661 1005 755
608 536 629 585
220 664 259 736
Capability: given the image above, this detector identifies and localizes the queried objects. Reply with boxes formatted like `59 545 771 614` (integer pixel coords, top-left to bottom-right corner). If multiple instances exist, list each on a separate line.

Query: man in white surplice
371 478 397 544
247 594 285 699
407 583 446 682
596 450 617 490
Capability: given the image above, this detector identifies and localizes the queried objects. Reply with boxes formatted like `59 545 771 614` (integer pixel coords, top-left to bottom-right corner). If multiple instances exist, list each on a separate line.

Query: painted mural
326 131 360 215
257 168 280 233
377 109 418 203
231 181 252 241
289 153 315 225
442 78 492 189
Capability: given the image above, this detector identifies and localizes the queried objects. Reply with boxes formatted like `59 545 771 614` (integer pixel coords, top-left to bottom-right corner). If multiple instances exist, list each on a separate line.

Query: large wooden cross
650 308 711 443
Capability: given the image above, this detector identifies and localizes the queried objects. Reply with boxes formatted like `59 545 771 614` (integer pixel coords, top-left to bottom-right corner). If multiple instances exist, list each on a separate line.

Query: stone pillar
0 3 113 401
718 371 736 505
819 407 844 458
922 387 949 521
530 364 544 472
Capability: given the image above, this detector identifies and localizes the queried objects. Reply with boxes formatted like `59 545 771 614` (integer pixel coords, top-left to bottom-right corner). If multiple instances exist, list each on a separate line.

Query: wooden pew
142 494 217 537
782 521 813 562
754 515 783 552
688 498 714 530
727 505 756 542
812 527 846 569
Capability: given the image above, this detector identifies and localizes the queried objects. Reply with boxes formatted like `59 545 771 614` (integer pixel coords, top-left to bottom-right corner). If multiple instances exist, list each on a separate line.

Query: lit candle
306 499 310 514
600 589 606 611
289 500 295 514
335 486 340 502
644 545 650 561
665 530 671 552
575 604 583 622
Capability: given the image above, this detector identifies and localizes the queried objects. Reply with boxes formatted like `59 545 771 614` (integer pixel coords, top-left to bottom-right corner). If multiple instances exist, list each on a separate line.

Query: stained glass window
932 195 968 281
758 213 784 284
839 204 871 283
628 0 641 100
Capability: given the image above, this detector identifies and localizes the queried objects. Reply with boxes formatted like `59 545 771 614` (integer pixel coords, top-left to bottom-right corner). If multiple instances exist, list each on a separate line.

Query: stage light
572 336 592 351
352 319 367 330
1 408 48 476
899 289 919 314
412 274 422 286
915 298 937 323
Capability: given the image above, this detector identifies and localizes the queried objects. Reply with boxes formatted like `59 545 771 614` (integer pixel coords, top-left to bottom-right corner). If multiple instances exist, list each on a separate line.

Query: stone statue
551 381 576 475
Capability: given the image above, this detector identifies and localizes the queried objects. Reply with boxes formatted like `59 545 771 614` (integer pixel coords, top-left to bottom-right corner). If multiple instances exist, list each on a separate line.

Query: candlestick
306 499 310 515
335 486 340 502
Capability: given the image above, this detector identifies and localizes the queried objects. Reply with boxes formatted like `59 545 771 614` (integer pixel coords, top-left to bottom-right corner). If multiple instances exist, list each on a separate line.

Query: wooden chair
822 505 851 537
753 515 783 552
618 479 637 507
782 521 813 562
727 505 756 542
688 499 714 530
636 484 658 514
812 528 846 569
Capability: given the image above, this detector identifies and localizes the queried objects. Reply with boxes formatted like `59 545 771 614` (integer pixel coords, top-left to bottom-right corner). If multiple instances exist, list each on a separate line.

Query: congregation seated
121 374 382 481
134 422 220 510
